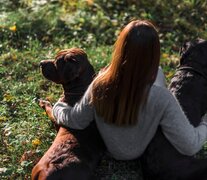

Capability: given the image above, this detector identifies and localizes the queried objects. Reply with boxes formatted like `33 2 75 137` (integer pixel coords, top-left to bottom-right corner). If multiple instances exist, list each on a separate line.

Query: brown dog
32 48 105 180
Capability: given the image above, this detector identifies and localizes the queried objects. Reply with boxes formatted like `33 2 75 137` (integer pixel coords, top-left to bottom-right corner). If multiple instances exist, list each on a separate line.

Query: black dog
141 39 207 180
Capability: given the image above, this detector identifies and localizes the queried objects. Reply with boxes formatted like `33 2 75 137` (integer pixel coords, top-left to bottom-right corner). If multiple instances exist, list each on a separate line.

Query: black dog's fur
141 39 207 180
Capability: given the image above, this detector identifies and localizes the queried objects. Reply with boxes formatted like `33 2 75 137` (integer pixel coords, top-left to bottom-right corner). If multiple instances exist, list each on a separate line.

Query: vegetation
0 0 207 179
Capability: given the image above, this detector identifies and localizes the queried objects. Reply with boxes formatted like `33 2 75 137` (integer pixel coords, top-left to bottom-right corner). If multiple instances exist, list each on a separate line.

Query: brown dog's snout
40 59 61 83
40 60 47 67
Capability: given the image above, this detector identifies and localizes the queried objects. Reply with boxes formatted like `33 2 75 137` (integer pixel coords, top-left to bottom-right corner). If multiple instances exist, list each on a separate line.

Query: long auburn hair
91 20 160 126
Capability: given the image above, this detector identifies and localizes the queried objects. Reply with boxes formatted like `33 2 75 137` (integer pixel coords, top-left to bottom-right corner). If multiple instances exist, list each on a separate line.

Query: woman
52 20 207 160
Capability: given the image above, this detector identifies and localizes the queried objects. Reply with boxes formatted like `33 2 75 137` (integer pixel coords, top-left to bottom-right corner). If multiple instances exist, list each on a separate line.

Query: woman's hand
39 99 52 110
39 99 57 124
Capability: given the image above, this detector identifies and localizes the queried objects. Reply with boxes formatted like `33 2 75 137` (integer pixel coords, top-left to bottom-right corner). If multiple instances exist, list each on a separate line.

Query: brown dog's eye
56 57 66 68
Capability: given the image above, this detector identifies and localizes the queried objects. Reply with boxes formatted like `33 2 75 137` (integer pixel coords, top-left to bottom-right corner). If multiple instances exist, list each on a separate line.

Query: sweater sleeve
52 84 94 129
160 89 207 156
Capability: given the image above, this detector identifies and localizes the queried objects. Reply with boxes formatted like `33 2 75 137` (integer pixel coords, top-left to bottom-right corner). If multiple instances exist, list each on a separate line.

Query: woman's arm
160 89 207 156
52 85 94 129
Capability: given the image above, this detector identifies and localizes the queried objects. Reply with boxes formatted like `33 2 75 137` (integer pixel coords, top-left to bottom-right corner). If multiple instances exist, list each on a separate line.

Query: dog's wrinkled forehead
55 53 76 63
55 48 87 64
179 38 207 67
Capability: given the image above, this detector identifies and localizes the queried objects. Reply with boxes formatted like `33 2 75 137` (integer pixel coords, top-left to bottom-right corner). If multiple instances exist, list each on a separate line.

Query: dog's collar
178 66 207 81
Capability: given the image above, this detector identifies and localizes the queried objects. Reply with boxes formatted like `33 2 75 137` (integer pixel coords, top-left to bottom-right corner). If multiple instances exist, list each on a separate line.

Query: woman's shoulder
148 85 173 107
150 84 171 97
140 85 172 120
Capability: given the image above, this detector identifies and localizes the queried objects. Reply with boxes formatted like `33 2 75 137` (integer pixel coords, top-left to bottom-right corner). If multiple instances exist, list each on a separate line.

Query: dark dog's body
32 48 105 180
141 39 207 180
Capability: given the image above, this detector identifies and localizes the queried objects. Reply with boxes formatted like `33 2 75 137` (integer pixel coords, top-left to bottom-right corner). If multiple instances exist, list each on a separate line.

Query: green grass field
0 24 175 180
0 39 176 180
1 0 207 179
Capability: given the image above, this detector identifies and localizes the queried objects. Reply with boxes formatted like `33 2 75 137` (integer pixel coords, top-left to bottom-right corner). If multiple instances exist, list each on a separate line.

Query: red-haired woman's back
52 20 207 160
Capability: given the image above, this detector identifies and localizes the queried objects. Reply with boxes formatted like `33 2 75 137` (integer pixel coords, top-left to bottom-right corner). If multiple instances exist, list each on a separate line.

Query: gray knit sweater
53 83 207 160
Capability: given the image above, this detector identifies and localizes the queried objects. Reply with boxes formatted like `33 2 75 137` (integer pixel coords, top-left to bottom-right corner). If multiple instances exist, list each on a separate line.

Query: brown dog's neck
62 79 90 106
61 65 95 106
62 92 83 106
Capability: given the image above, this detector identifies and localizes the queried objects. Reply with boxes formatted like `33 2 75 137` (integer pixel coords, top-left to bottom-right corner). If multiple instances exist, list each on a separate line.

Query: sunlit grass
0 3 177 178
0 38 126 179
1 0 206 179
0 41 177 180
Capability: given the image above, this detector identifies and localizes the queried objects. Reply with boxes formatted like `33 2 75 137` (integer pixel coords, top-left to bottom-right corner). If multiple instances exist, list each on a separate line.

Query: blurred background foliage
1 0 207 52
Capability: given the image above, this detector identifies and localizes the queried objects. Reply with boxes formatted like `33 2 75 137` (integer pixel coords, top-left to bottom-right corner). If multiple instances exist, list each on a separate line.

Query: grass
1 0 207 179
0 6 179 178
0 40 113 178
0 36 178 179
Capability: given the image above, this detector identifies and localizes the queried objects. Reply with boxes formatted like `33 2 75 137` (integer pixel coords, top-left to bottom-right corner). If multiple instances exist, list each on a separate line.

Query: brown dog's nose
40 60 47 67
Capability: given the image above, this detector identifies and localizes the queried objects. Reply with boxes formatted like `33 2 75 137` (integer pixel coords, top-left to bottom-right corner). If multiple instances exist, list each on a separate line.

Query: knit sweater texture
53 71 207 160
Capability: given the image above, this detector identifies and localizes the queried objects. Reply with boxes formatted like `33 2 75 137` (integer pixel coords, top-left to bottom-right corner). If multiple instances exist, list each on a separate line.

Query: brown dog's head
40 48 95 85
